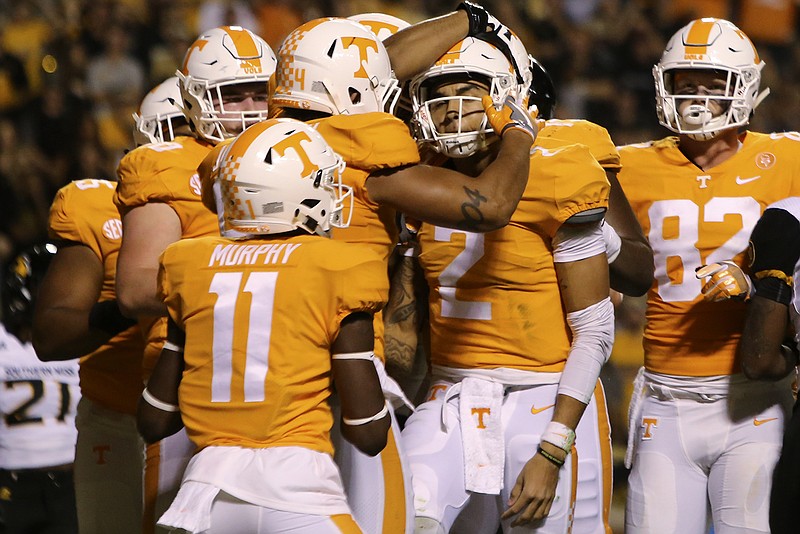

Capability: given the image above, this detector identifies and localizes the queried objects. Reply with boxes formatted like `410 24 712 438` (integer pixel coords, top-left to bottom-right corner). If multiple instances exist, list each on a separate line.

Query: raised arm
33 242 135 360
331 312 391 457
604 171 654 296
366 96 535 232
116 203 182 318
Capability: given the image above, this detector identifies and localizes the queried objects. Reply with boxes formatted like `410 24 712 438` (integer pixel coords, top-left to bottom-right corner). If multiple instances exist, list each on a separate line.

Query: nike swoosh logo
531 404 555 415
754 417 778 426
735 175 761 185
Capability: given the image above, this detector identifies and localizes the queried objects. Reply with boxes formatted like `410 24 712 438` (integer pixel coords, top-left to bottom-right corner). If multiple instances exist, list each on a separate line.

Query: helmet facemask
409 36 528 158
653 18 768 141
132 76 186 145
655 65 763 141
180 77 270 143
178 26 277 145
412 72 515 158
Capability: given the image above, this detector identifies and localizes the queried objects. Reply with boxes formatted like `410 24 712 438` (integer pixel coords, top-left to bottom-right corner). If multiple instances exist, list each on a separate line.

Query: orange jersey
158 235 388 453
537 118 621 171
115 136 219 376
618 131 800 376
48 179 144 415
418 138 609 372
311 112 420 262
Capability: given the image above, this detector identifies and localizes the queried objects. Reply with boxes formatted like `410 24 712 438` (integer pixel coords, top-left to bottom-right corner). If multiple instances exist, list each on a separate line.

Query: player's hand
501 449 561 526
695 260 752 302
482 95 537 143
457 1 502 37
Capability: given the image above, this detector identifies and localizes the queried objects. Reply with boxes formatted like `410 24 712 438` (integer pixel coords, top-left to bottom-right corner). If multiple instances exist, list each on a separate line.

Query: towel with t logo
459 377 505 494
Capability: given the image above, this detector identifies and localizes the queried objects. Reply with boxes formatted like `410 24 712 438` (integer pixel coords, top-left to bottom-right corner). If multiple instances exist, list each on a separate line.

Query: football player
33 178 144 534
619 18 800 534
1 244 81 533
397 35 614 533
114 26 277 533
138 118 390 534
198 15 536 534
32 76 186 532
694 197 800 534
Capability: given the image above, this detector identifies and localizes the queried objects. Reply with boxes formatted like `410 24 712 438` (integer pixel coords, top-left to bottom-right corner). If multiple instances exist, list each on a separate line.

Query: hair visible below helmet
654 18 768 141
2 243 57 340
133 77 185 146
410 34 529 158
527 55 556 120
348 12 410 41
272 18 400 117
177 26 277 144
215 118 352 236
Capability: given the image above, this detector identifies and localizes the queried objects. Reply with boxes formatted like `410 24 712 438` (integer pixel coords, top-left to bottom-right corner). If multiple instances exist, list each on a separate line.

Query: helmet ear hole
349 88 361 104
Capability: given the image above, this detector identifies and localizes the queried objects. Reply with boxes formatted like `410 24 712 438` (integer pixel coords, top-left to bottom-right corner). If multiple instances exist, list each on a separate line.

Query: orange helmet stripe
225 27 259 58
684 19 717 56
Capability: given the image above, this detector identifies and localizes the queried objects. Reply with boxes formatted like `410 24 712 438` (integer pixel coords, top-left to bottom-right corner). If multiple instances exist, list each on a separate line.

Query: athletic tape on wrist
540 421 576 453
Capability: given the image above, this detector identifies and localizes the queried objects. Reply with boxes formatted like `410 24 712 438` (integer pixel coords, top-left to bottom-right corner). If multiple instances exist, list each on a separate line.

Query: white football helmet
654 18 768 140
132 77 184 146
215 118 352 236
177 26 277 144
348 12 410 41
272 18 400 116
410 33 531 158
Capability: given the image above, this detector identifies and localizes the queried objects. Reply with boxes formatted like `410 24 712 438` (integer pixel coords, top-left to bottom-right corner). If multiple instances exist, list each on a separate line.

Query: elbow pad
557 297 615 404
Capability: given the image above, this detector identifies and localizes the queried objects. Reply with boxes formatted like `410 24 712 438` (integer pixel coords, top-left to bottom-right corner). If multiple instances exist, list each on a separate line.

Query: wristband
89 299 137 335
342 403 389 426
540 421 576 453
332 351 375 361
537 445 565 468
142 389 179 412
162 340 184 353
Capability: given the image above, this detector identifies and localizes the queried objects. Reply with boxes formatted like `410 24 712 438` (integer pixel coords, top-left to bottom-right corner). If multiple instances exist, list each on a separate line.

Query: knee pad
414 516 446 534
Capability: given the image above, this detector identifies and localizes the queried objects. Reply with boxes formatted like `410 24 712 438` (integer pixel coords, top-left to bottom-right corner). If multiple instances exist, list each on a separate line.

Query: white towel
158 480 220 533
625 366 646 469
459 377 505 495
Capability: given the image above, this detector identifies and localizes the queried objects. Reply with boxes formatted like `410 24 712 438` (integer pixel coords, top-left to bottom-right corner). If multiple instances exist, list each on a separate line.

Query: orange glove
482 95 537 142
696 260 752 302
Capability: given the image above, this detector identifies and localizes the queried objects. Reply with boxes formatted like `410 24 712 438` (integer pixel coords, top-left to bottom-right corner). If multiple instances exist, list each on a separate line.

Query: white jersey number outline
434 227 491 320
648 197 761 302
208 271 278 402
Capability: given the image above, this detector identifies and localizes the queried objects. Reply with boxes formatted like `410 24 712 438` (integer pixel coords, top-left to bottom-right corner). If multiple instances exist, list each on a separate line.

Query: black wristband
754 277 793 306
89 300 137 335
457 1 489 36
537 445 565 468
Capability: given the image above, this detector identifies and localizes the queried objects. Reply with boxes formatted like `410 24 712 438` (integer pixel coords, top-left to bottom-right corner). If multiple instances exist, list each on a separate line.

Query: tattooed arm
383 246 431 402
365 130 531 232
384 250 428 373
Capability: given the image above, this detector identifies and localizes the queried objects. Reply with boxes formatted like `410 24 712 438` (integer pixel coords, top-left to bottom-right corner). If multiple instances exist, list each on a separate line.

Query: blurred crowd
1 0 798 262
